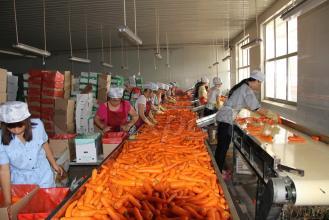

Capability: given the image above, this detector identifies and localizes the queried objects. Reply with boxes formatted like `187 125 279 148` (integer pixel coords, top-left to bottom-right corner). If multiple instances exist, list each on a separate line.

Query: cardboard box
0 68 7 93
7 74 18 93
49 137 75 160
75 133 101 163
64 71 71 88
7 91 17 101
0 184 39 220
97 88 108 102
54 99 75 134
0 93 7 104
98 74 111 90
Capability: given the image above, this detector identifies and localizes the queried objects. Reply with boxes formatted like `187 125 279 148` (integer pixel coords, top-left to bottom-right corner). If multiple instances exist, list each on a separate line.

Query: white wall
230 0 329 135
0 45 231 90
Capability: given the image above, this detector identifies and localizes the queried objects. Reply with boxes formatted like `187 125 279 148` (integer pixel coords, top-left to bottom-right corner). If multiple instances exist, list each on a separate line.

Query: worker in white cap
215 69 279 173
94 87 138 132
0 101 64 206
204 77 223 116
149 83 165 114
135 83 157 127
198 76 210 104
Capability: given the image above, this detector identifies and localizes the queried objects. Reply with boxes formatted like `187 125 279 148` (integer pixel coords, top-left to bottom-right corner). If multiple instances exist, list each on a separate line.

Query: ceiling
0 0 276 53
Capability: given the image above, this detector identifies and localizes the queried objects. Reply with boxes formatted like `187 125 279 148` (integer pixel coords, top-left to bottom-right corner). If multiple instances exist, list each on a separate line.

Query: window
264 15 297 103
236 37 250 83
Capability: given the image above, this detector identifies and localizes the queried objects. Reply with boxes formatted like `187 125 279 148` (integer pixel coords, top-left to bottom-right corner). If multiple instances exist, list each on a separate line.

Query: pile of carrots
61 109 231 220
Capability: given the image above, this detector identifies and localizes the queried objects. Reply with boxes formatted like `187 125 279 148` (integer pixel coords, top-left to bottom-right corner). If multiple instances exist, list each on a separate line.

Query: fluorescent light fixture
117 25 143 45
121 66 128 70
241 38 262 50
0 49 37 58
69 56 91 63
100 61 113 68
281 0 327 21
222 55 231 62
12 43 51 57
155 52 162 59
213 61 219 66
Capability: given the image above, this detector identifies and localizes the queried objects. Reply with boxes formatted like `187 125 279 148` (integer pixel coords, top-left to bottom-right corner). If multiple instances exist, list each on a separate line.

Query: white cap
213 77 222 85
0 101 31 123
151 82 159 91
168 84 173 89
158 83 166 90
108 87 124 98
143 83 153 90
201 77 209 83
250 69 265 82
169 82 176 87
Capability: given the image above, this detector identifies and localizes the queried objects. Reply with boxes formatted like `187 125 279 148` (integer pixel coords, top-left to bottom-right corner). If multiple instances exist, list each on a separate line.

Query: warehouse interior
0 0 329 219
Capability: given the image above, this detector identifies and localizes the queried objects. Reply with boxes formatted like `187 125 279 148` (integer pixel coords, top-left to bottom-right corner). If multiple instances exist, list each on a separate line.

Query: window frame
236 36 250 83
263 14 298 105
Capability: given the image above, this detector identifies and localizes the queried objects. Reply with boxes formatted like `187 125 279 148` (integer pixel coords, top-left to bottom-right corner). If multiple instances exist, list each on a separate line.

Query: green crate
111 75 125 87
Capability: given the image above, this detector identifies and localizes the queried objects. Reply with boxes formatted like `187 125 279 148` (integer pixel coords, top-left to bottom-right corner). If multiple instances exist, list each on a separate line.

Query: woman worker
135 83 157 127
215 70 278 172
204 77 223 116
94 87 138 132
198 77 209 105
0 101 63 206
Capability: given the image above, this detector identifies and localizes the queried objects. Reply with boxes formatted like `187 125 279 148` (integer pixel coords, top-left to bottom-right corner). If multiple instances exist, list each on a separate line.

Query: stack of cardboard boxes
79 72 99 98
0 68 7 104
0 68 20 103
7 73 18 101
25 70 73 135
75 93 94 134
97 74 111 102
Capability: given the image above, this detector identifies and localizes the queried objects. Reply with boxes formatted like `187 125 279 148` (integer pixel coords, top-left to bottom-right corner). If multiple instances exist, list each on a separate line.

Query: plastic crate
102 132 127 144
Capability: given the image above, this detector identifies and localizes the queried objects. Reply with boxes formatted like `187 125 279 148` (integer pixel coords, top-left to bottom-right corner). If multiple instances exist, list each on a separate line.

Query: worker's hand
102 126 112 133
7 205 12 220
266 110 279 123
153 119 158 124
121 124 131 132
53 164 64 177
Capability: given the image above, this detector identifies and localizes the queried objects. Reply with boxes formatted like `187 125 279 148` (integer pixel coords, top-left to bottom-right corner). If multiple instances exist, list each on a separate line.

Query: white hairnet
0 101 31 123
143 83 153 90
108 87 124 98
250 70 265 82
213 77 222 85
201 77 209 83
151 82 159 91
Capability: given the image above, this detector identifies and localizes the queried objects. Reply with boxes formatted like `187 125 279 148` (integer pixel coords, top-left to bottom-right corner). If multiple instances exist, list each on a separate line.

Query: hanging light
165 32 170 68
67 2 91 64
281 0 327 21
100 25 113 68
241 0 262 50
0 49 37 58
68 56 91 63
12 0 51 57
117 0 143 45
154 9 162 60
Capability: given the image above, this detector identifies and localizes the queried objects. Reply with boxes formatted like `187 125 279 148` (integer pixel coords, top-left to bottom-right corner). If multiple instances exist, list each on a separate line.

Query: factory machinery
197 109 329 219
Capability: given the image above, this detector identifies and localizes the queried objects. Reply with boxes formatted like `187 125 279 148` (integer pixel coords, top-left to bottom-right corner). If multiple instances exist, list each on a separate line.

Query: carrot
311 136 320 141
132 207 143 220
107 206 124 220
65 200 78 217
183 205 203 219
60 217 95 220
72 210 98 217
206 208 216 220
127 194 142 208
170 205 190 217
